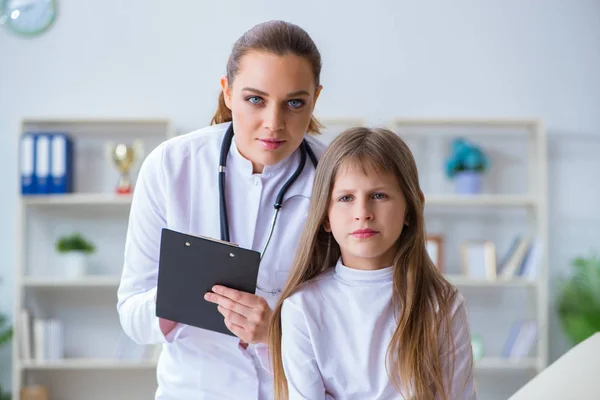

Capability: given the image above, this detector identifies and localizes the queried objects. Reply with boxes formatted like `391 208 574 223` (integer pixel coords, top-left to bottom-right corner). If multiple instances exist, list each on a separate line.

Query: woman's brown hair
210 20 323 134
269 127 470 399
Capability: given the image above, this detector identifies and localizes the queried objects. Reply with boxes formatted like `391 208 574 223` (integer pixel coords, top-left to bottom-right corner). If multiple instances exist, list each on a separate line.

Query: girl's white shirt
117 122 326 400
280 258 478 400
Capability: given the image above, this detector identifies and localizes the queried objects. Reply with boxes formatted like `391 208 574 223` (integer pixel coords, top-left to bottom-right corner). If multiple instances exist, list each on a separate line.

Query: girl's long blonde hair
269 127 468 400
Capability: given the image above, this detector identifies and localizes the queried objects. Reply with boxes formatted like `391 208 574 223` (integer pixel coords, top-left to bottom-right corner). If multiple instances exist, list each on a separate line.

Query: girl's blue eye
373 193 386 200
288 99 305 109
247 96 262 105
339 195 353 202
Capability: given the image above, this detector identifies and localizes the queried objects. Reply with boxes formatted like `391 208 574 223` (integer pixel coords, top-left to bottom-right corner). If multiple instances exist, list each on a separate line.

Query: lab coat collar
230 134 315 202
230 135 299 179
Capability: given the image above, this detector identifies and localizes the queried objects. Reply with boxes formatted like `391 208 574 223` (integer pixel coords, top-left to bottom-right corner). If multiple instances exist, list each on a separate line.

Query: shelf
390 118 540 129
21 118 176 141
20 358 157 370
22 274 535 291
22 276 121 288
21 193 132 206
445 275 536 288
475 357 539 371
22 275 534 290
19 357 537 372
425 194 537 207
21 117 174 138
22 117 171 125
20 357 537 371
14 117 174 399
13 117 547 400
19 356 537 371
23 275 535 290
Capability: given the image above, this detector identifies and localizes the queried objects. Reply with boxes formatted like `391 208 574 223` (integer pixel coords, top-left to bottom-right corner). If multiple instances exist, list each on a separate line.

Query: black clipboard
155 228 261 337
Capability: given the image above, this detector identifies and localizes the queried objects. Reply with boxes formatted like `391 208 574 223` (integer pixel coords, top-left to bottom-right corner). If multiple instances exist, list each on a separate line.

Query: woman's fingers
211 285 264 309
204 292 252 317
217 305 246 326
205 286 272 344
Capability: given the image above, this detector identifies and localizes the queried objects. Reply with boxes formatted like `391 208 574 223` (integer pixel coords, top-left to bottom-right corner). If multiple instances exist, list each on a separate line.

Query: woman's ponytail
210 91 233 126
307 115 323 134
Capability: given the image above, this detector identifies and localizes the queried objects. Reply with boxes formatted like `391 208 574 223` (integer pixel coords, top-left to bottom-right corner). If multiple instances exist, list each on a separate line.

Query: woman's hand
159 318 177 337
155 294 177 337
204 285 272 344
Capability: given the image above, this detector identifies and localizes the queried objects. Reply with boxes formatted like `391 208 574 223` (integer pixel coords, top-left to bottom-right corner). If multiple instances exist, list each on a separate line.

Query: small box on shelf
452 235 542 284
19 309 63 364
461 240 497 280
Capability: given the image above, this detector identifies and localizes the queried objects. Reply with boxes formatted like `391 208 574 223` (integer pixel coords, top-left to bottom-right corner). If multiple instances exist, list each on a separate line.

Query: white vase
455 171 483 195
59 251 88 279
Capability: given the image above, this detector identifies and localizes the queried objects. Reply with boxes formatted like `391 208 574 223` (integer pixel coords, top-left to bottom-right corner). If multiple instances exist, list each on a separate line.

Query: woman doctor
117 20 326 400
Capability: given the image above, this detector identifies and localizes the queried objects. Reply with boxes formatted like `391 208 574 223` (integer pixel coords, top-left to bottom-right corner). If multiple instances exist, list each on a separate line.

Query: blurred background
1 1 599 399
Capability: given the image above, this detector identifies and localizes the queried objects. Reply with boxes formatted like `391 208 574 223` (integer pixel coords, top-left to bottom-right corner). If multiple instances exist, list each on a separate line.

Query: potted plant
56 233 96 278
445 138 490 195
556 254 600 345
0 312 13 400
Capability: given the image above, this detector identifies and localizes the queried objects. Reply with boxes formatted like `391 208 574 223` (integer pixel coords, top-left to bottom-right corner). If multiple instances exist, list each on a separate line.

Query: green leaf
0 326 12 347
56 233 96 254
0 312 13 347
557 253 600 345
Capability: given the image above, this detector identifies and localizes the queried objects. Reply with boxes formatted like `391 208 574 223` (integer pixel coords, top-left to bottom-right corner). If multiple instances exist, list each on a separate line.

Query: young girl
269 127 477 399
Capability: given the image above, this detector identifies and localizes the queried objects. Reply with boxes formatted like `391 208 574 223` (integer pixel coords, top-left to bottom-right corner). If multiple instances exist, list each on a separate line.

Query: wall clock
1 0 57 37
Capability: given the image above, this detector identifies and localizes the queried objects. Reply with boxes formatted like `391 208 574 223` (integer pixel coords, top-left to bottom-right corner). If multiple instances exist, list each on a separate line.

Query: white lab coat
117 122 326 400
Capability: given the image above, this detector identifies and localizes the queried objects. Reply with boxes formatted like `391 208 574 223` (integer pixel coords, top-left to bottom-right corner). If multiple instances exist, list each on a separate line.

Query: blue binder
34 133 51 194
49 133 73 194
20 133 37 195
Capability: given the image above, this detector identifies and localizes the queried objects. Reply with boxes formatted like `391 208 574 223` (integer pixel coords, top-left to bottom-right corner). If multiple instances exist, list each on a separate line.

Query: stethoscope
218 124 318 294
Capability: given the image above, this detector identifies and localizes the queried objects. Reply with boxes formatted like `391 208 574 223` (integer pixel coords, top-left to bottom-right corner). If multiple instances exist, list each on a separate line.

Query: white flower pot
455 171 483 195
59 251 88 279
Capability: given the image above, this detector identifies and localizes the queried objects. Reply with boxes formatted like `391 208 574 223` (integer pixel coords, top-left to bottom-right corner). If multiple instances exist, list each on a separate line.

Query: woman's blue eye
288 99 305 108
373 193 386 200
247 96 262 105
339 195 353 202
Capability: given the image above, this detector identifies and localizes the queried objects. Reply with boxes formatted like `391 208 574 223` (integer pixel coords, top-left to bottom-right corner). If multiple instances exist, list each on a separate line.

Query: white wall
1 0 599 389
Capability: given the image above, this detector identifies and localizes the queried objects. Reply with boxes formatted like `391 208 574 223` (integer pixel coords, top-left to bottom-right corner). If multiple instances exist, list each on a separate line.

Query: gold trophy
106 140 144 194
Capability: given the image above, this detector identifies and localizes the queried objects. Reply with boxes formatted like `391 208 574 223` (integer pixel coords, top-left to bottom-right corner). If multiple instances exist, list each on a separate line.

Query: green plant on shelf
0 312 13 400
55 233 96 254
557 253 600 345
